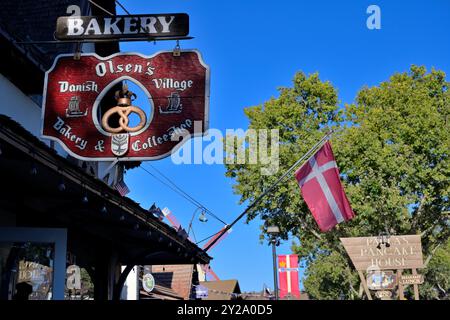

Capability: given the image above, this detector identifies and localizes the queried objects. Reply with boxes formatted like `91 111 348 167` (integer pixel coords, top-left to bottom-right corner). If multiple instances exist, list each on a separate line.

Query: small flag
278 254 301 299
295 141 355 232
148 203 164 221
162 207 181 230
114 179 130 196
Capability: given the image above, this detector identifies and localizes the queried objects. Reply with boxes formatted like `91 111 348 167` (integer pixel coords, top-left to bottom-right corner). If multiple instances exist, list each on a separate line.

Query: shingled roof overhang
0 115 212 266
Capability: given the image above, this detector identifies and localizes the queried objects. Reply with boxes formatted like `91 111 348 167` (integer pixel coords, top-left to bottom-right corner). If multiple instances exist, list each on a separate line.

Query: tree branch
420 212 449 237
300 220 323 241
424 242 442 268
412 194 427 231
436 282 447 296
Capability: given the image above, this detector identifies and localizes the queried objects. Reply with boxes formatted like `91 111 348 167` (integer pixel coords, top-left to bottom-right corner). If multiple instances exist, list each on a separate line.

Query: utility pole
267 226 280 300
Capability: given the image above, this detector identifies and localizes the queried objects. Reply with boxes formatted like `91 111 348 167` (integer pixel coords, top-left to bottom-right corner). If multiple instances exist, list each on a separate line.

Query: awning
0 115 212 267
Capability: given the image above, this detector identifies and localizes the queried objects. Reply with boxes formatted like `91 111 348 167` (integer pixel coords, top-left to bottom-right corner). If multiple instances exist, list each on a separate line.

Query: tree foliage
415 238 450 300
224 66 449 299
303 251 359 300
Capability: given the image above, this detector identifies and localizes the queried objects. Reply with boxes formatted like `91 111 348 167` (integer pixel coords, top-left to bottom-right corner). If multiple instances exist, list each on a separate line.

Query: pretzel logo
101 85 146 134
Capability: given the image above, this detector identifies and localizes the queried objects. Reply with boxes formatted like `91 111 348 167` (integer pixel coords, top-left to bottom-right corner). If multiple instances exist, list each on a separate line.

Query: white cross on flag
295 141 355 232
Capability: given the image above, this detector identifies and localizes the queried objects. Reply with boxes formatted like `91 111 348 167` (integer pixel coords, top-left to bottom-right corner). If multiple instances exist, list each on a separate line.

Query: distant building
200 280 242 300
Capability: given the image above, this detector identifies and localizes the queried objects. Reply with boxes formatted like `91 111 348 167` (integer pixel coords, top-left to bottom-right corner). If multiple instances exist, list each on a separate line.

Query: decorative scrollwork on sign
101 84 146 133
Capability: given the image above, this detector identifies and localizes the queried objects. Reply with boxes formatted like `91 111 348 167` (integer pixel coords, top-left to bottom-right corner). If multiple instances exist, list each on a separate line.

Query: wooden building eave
0 115 212 266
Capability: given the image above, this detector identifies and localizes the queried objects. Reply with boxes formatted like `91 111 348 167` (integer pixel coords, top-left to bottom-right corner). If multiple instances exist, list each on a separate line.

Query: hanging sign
55 14 189 40
142 273 155 293
195 284 209 299
399 274 424 285
366 270 397 290
375 291 392 299
41 51 210 161
340 235 424 271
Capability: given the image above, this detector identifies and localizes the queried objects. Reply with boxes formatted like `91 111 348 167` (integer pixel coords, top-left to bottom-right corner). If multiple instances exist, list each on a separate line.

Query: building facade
0 0 211 300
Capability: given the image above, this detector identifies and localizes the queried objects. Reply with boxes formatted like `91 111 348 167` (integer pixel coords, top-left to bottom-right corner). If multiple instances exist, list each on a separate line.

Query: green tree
413 238 450 300
303 251 359 300
224 66 450 299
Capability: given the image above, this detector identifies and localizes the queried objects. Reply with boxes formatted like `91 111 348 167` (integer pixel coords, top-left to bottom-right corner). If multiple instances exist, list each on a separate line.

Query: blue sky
118 0 450 292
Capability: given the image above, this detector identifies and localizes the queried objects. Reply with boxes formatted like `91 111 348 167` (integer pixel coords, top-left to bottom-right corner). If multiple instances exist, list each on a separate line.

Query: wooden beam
397 270 405 300
412 269 420 300
357 271 372 300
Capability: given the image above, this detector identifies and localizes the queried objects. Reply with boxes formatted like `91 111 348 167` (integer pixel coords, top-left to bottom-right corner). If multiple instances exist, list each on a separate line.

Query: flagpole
203 130 334 252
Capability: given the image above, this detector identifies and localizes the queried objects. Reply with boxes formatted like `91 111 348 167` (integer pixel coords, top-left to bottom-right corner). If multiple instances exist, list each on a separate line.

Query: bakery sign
55 13 189 40
340 235 424 271
41 51 210 161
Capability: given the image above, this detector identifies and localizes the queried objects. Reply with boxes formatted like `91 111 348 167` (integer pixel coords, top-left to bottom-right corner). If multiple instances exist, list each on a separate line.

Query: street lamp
267 226 280 300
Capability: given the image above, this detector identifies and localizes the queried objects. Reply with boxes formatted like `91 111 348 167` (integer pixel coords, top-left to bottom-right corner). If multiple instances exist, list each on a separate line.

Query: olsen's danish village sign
41 50 210 161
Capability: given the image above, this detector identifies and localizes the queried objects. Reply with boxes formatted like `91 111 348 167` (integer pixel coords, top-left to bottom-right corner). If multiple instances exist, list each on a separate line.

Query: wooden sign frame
340 235 425 300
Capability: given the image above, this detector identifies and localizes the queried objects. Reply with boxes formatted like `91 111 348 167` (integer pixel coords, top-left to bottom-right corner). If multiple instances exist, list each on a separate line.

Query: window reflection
0 242 54 300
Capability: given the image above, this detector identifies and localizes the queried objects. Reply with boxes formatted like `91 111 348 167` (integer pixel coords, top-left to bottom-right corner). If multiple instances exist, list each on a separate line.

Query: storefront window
0 242 54 300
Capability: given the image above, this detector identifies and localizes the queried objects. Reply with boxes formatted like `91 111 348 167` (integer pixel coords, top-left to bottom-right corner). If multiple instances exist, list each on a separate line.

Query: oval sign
142 273 155 293
367 270 397 290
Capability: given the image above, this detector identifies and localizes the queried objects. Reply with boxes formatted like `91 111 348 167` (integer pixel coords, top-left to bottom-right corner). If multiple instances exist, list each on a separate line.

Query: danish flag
278 254 300 299
295 141 355 232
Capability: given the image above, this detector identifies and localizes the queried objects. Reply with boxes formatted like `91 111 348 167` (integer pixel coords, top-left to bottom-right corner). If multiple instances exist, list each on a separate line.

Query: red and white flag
295 141 355 232
162 207 181 230
114 179 130 197
278 254 300 299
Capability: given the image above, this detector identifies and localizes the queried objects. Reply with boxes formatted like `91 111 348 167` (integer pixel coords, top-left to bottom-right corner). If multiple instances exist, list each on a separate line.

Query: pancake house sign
41 50 210 161
340 235 424 270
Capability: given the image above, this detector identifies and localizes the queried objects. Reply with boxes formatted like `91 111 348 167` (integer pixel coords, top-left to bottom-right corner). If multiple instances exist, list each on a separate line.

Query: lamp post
267 226 280 300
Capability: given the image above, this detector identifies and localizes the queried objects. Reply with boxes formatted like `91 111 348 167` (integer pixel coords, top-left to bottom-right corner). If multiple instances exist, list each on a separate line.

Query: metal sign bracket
173 40 181 57
73 42 82 60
